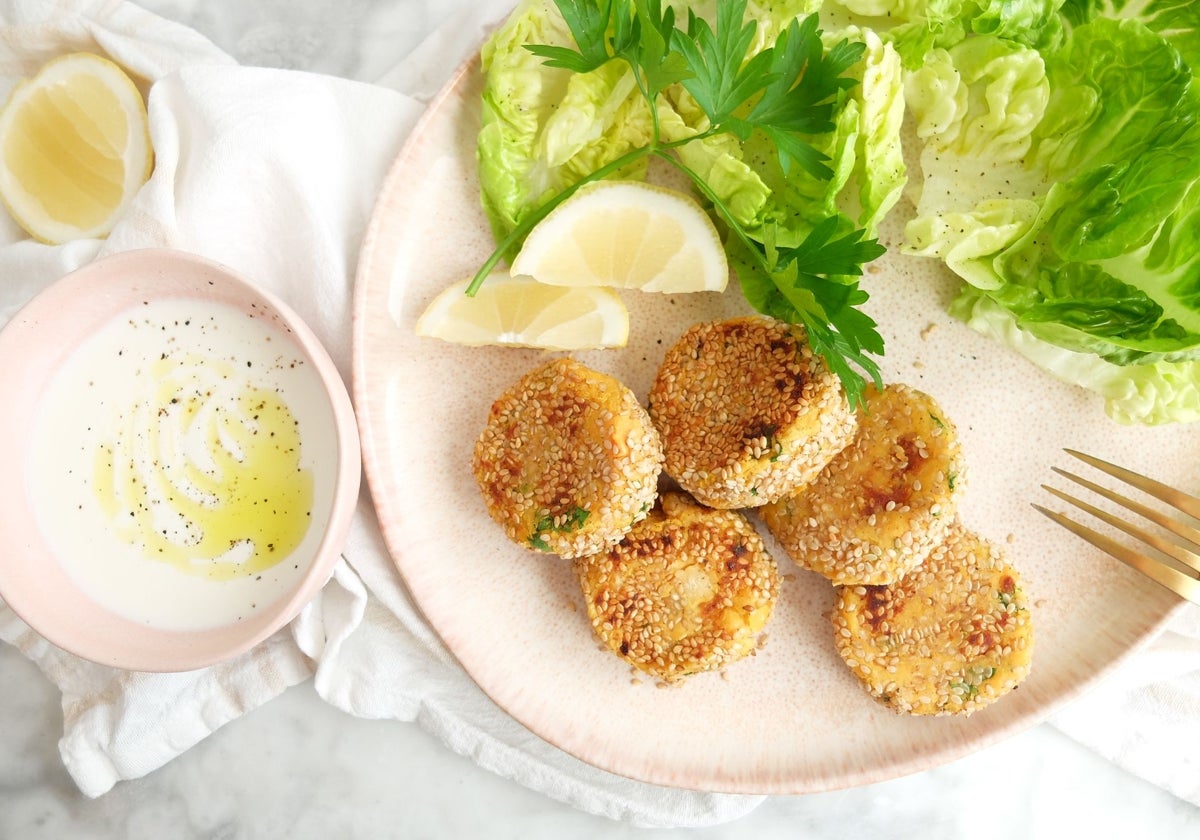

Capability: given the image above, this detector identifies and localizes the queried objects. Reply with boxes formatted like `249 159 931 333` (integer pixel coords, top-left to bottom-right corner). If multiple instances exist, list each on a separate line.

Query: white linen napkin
1 0 1199 825
1049 606 1200 806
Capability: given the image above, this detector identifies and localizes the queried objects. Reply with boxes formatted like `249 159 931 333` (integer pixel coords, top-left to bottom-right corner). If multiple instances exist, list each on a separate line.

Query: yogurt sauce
28 297 332 631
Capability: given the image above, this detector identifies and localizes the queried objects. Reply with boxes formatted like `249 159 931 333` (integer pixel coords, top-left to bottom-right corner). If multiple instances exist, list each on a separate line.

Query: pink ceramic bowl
0 249 360 672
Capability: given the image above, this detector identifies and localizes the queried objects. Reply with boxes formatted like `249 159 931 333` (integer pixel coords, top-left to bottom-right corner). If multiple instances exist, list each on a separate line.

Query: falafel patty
647 316 857 510
575 491 779 681
472 357 663 559
761 383 964 586
832 523 1034 716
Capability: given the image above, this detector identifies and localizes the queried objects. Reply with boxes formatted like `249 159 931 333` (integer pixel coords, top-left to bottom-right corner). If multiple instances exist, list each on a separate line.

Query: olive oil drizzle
94 354 313 580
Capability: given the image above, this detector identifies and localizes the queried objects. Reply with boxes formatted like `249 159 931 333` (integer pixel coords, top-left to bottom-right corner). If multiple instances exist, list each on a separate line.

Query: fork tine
1066 449 1200 520
1041 483 1200 576
1051 467 1200 572
1033 503 1200 605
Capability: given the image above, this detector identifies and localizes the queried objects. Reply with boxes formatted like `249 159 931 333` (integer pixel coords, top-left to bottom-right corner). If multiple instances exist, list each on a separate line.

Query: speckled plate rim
0 248 361 672
351 49 1195 794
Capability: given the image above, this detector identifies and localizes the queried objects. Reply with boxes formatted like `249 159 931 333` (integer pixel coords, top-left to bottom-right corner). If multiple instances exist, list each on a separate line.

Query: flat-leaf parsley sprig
469 0 887 407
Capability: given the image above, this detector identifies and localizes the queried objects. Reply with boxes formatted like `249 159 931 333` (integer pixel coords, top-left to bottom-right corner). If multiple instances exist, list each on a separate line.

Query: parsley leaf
475 0 888 406
747 17 864 177
528 0 689 98
778 216 888 287
674 1 778 126
528 506 591 552
732 226 885 409
525 0 616 72
626 1 690 98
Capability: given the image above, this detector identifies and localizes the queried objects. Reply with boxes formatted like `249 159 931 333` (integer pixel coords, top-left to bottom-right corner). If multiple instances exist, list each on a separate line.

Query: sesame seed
574 492 779 682
472 358 664 559
829 523 1033 716
761 383 966 587
648 317 857 510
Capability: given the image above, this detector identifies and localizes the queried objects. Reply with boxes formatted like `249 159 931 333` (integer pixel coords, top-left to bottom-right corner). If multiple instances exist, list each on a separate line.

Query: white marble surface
1 1 1199 837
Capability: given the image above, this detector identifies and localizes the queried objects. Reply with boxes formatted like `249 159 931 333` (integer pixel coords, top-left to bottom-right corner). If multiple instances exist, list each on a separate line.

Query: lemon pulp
0 53 152 242
416 272 629 349
3 76 128 229
508 180 728 294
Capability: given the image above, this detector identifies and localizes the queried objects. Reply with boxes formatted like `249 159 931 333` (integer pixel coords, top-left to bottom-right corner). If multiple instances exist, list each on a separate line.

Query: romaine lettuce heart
904 13 1200 419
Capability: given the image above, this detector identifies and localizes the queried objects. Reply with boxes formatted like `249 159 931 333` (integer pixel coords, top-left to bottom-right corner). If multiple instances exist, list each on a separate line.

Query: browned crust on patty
832 523 1033 716
576 492 779 681
761 383 965 585
473 358 663 559
648 316 856 509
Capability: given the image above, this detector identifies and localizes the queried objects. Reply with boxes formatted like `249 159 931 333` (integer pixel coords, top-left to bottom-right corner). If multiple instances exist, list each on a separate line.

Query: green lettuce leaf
479 0 900 248
844 27 907 233
819 0 1065 67
1028 16 1195 184
1061 0 1200 71
952 289 1200 424
818 1 968 68
478 0 657 241
905 17 1200 372
970 0 1067 49
684 20 906 246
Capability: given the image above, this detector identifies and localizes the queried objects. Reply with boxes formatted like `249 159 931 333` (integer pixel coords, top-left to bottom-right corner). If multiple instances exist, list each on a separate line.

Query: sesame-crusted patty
472 357 664 559
575 491 779 681
647 316 857 509
832 523 1033 716
761 383 964 586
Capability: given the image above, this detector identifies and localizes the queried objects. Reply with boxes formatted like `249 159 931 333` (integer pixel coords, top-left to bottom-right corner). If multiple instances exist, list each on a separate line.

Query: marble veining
1 0 1199 837
4 641 1199 838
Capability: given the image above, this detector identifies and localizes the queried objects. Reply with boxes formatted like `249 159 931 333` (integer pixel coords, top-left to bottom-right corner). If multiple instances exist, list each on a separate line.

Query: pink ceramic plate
352 57 1196 793
0 249 361 672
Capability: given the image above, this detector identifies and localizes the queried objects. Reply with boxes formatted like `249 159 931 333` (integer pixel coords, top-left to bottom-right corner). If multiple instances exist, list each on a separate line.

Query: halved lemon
415 272 629 350
509 180 729 294
0 52 153 244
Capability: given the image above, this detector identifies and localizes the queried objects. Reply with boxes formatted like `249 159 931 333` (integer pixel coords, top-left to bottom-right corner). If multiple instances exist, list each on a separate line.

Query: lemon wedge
510 180 729 294
415 272 630 350
0 52 153 244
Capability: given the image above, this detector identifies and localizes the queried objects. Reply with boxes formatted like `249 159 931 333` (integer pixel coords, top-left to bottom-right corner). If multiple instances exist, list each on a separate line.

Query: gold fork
1033 449 1200 606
